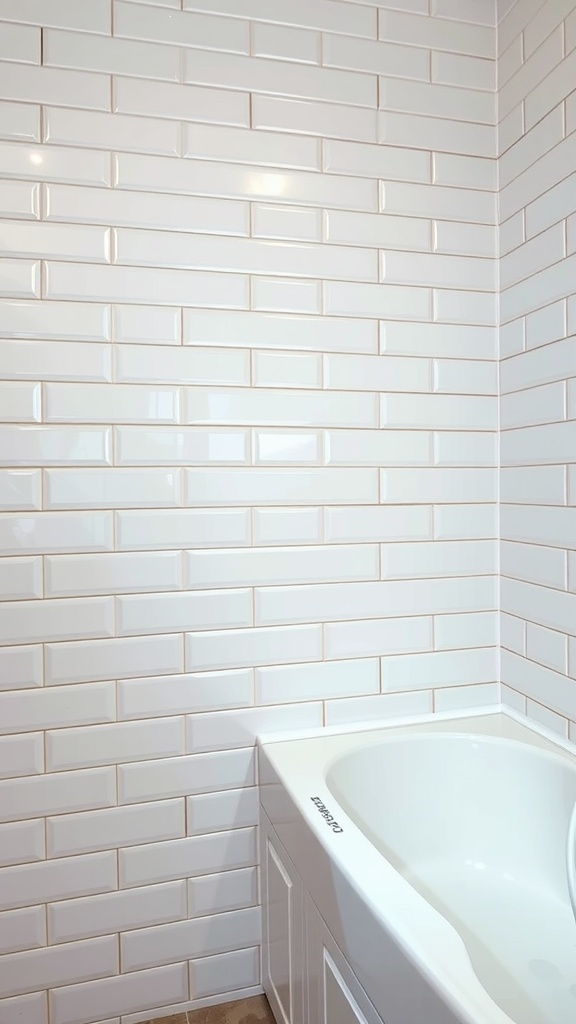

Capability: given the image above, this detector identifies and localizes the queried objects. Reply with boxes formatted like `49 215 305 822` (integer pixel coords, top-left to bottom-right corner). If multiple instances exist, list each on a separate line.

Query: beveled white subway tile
434 289 496 325
185 624 322 672
498 34 523 88
381 647 497 692
117 345 249 387
502 421 576 467
0 63 109 111
499 26 562 121
381 467 496 503
0 511 113 556
325 615 432 660
381 539 496 579
185 544 378 591
251 278 321 314
184 309 377 353
48 880 186 944
254 430 320 464
251 204 321 242
434 221 496 258
0 936 118 1000
324 32 429 79
433 431 496 466
324 690 433 727
0 381 40 422
114 305 181 345
500 382 566 429
116 427 249 466
500 107 564 191
44 107 179 156
433 681 498 712
46 551 182 598
379 111 496 157
0 850 116 911
500 466 566 506
115 228 376 282
0 471 42 512
252 22 320 64
253 508 322 545
115 153 377 211
0 338 111 382
379 9 494 55
47 718 184 772
434 504 497 540
431 50 495 90
323 139 431 182
380 76 495 124
184 123 320 170
500 223 565 291
501 540 566 591
0 100 40 141
0 179 40 219
325 352 430 391
47 184 248 238
0 733 43 779
115 508 250 551
433 358 497 394
0 768 115 824
45 383 181 424
119 669 253 721
501 338 576 394
502 133 576 226
0 596 113 647
121 906 260 971
325 210 431 250
0 993 45 1024
185 387 378 428
325 505 432 543
500 319 525 360
47 801 184 858
188 867 257 918
186 704 323 753
253 351 321 388
0 906 45 955
0 645 43 692
324 281 431 319
187 788 258 835
44 261 249 309
251 94 377 143
183 49 375 106
432 0 495 25
0 259 40 298
498 104 523 155
119 750 255 806
117 589 252 637
384 250 495 291
0 0 111 32
501 578 576 638
44 468 181 509
113 76 250 127
384 181 495 223
325 429 431 466
381 392 496 429
528 700 569 739
0 142 110 188
381 320 496 359
256 658 378 705
501 650 576 722
433 153 497 191
0 819 44 867
525 47 576 132
501 505 576 551
0 556 42 601
45 28 178 81
255 577 496 626
185 468 378 507
46 634 183 685
0 425 111 466
183 0 377 37
49 964 188 1024
0 299 111 341
434 610 497 650
114 1 250 54
499 212 524 257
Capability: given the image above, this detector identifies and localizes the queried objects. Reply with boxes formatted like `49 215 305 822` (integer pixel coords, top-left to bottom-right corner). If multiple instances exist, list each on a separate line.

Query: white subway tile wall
0 1 502 1021
499 0 576 732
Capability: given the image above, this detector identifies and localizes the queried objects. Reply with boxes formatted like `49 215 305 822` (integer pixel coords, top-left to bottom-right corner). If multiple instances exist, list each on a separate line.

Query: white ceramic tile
501 650 575 721
434 504 497 540
186 704 322 752
256 658 379 705
433 431 496 467
323 138 431 182
0 850 116 912
384 250 495 290
382 539 496 579
252 508 322 545
0 936 118 1000
252 22 320 64
502 421 576 467
115 508 250 551
114 1 250 53
381 392 496 429
381 647 497 691
500 613 526 656
251 278 321 314
48 881 186 943
0 733 43 778
182 0 377 36
46 633 183 685
432 50 495 90
325 35 431 87
502 577 576 637
118 667 253 724
502 539 566 590
119 826 254 889
0 382 40 423
0 682 114 736
46 717 184 771
324 690 433 726
0 425 111 467
251 204 321 242
500 107 564 192
184 309 377 353
188 866 257 917
185 468 378 506
525 301 565 351
45 383 181 425
324 281 431 319
113 305 182 345
113 75 250 127
0 63 109 111
186 544 378 591
0 511 112 556
434 289 496 325
434 611 497 650
525 46 576 133
500 466 566 506
433 359 497 395
325 615 432 659
116 427 249 467
0 595 113 647
190 947 259 999
122 905 260 972
0 819 44 868
0 339 111 384
0 905 45 955
0 258 40 298
185 386 377 427
47 801 184 858
0 993 47 1024
325 505 432 543
379 9 493 55
325 209 431 251
49 964 188 1024
253 351 321 388
186 788 258 835
434 221 496 258
434 682 499 712
186 624 322 671
0 767 115 823
0 101 40 141
44 106 179 157
500 382 565 429
119 749 255 805
381 109 496 157
0 179 40 220
0 645 42 691
117 589 252 637
117 345 249 386
184 122 320 170
44 28 178 80
44 468 181 509
0 0 110 30
384 181 495 223
325 429 431 467
380 321 496 359
380 76 495 126
526 623 568 675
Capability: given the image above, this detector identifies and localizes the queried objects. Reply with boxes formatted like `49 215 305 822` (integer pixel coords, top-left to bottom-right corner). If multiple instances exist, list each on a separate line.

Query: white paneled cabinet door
261 816 305 1024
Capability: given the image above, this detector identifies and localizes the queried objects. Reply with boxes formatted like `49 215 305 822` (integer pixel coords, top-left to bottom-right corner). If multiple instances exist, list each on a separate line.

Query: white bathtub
258 711 576 1024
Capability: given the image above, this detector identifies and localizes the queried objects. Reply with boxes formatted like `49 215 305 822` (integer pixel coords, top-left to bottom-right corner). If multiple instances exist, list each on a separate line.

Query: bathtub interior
325 734 576 1024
